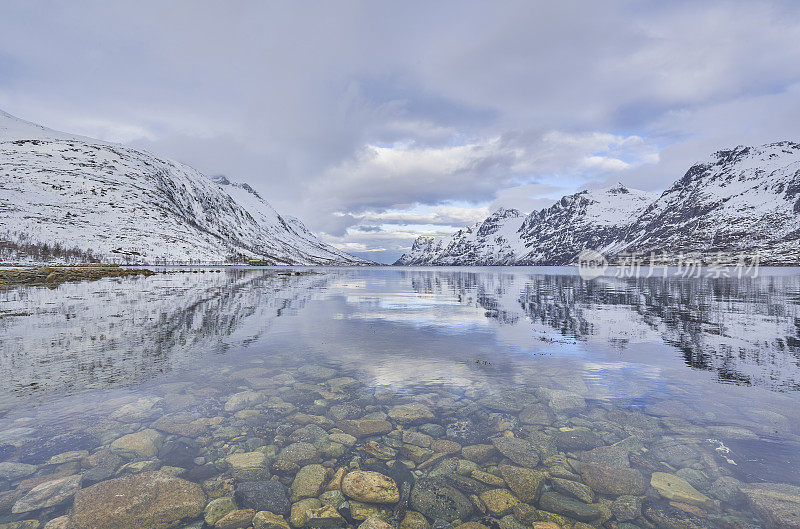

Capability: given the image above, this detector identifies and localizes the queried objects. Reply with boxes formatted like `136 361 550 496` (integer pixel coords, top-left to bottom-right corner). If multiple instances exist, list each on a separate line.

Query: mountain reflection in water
1 267 799 406
2 267 800 529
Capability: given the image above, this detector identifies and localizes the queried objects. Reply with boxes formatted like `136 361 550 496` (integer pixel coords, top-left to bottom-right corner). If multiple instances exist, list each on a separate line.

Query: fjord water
1 267 799 528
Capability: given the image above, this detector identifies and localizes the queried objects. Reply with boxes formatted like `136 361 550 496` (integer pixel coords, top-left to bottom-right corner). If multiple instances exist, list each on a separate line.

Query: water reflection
0 269 330 404
2 267 800 529
402 268 800 391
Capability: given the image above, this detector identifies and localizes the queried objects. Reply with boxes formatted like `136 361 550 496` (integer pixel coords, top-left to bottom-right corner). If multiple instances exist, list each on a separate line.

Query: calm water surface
1 267 799 529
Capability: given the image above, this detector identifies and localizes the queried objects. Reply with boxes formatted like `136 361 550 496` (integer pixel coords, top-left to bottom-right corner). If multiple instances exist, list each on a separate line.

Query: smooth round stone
341 470 400 503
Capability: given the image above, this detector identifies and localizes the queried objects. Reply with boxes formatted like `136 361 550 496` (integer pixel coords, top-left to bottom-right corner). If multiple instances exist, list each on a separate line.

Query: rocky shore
0 360 798 529
0 266 156 287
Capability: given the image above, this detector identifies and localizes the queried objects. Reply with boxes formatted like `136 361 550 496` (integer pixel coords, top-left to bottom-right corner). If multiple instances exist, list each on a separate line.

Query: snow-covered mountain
0 110 370 265
395 208 525 265
395 142 800 266
396 185 655 265
607 142 800 264
515 183 657 265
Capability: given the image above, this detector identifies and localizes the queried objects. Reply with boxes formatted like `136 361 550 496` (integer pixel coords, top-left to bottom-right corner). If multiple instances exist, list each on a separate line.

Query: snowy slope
608 142 800 264
0 110 370 265
395 185 654 265
395 143 800 266
515 184 657 265
395 208 525 265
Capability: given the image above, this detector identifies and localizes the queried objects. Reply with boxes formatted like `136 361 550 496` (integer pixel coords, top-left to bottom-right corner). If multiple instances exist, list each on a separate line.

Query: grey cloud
1 0 799 263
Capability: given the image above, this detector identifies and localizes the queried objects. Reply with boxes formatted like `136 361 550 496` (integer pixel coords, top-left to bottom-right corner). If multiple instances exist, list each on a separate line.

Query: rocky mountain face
396 185 655 265
395 142 800 266
607 142 800 264
395 208 525 265
0 110 370 265
515 184 656 265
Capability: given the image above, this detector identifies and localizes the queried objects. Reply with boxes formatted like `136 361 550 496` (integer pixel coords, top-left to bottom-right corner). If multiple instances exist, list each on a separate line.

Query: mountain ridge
0 110 371 265
395 142 800 266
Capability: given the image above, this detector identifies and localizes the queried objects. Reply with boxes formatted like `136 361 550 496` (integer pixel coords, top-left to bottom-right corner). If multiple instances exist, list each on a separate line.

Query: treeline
0 231 101 263
0 231 253 265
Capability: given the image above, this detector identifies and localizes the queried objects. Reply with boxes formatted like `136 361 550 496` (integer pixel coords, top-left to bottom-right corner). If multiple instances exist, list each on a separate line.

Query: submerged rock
651 472 711 507
110 429 163 459
739 482 800 529
204 496 237 526
538 491 602 522
389 403 435 425
491 437 540 468
70 471 205 529
498 465 545 503
214 508 256 529
580 463 646 496
12 474 81 513
291 464 328 501
479 488 520 515
253 510 291 529
305 504 346 528
410 478 473 522
337 420 393 438
235 481 290 516
341 470 400 503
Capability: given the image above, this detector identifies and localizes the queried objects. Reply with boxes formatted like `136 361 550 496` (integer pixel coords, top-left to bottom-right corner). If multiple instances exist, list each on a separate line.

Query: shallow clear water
1 267 799 529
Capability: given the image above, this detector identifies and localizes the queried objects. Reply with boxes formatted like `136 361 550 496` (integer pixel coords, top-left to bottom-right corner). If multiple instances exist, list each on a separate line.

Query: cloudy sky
2 1 799 262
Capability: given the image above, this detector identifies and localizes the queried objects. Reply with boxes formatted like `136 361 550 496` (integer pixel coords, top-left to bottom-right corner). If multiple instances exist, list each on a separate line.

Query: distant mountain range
0 110 370 265
396 142 800 266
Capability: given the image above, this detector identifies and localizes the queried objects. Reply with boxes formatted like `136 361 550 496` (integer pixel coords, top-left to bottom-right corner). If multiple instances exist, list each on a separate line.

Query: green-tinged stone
651 472 712 507
205 497 237 526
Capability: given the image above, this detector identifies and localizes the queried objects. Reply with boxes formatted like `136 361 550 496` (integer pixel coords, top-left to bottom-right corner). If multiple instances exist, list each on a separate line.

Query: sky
1 1 800 263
